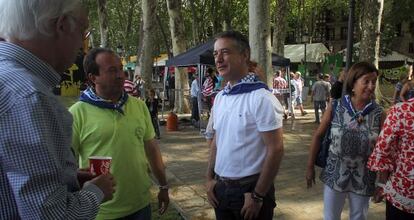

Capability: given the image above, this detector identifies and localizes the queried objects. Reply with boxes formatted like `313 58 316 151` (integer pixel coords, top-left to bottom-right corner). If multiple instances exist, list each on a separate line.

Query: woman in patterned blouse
367 98 414 220
306 62 386 220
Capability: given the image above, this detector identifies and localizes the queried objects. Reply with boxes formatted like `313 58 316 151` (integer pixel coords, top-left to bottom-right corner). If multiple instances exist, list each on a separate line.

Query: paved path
159 111 385 220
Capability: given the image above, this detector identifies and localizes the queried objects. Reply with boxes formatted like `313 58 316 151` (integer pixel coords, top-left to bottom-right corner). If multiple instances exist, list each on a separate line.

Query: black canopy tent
163 40 215 131
166 39 215 67
272 53 291 67
163 40 293 128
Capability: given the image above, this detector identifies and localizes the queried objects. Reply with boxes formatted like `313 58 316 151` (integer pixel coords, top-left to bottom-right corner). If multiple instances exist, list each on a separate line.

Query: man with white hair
293 71 307 116
0 0 115 219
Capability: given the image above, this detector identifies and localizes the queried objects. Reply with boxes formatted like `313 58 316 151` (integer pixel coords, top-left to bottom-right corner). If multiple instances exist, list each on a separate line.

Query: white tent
284 43 330 63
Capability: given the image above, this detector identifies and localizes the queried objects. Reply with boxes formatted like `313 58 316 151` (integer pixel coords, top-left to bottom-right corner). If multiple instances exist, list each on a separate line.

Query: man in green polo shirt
69 48 169 219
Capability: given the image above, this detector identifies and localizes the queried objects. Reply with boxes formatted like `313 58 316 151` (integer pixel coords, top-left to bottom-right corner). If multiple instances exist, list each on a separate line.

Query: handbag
315 100 338 168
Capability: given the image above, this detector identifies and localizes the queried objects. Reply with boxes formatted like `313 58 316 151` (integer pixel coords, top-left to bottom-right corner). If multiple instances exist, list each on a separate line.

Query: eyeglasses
83 31 91 40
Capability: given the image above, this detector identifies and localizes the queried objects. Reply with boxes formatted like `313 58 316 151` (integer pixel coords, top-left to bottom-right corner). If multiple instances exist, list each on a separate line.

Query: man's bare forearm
145 140 167 185
206 136 217 181
255 129 284 196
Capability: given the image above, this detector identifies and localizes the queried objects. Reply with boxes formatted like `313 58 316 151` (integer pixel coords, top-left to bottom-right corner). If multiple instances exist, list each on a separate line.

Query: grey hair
0 0 82 40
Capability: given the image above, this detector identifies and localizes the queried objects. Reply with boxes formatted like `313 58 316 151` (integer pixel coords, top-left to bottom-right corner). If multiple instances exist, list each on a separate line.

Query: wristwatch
251 191 264 203
159 184 169 190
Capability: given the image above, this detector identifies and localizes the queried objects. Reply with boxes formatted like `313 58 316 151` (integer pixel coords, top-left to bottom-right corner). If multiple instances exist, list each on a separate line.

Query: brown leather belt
215 173 260 186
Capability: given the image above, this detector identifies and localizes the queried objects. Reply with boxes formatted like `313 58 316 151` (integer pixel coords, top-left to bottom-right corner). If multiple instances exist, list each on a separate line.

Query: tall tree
359 0 384 65
166 0 190 113
359 0 385 103
136 17 144 61
139 0 157 93
97 0 109 47
211 0 222 34
223 0 233 31
156 13 172 58
122 0 137 56
188 0 200 45
272 0 288 55
249 0 272 86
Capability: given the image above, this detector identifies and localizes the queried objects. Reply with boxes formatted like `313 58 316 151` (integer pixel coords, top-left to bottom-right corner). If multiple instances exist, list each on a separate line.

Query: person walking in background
123 71 139 97
202 68 216 111
367 97 414 220
206 30 284 220
166 73 175 109
70 48 169 219
0 0 115 219
215 73 224 90
190 73 200 125
330 69 346 99
392 74 408 104
273 70 288 119
397 64 414 102
293 71 307 116
280 69 291 116
146 89 161 139
306 62 386 220
399 80 414 102
289 72 298 118
134 74 145 99
311 74 331 123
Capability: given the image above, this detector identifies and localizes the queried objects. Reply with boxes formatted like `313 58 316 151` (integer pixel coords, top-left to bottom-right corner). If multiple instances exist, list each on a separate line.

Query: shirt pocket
232 111 256 141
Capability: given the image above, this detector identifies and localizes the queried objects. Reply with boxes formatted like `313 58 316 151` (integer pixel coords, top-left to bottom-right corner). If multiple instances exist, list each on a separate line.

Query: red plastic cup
89 156 112 175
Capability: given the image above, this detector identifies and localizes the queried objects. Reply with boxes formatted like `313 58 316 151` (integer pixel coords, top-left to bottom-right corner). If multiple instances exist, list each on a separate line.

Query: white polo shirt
212 88 284 178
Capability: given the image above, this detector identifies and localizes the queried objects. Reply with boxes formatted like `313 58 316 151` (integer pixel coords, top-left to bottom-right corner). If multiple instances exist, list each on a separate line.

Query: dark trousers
214 176 276 220
168 89 175 109
386 201 414 220
204 96 213 112
283 93 289 110
151 116 160 138
191 96 199 121
313 100 327 123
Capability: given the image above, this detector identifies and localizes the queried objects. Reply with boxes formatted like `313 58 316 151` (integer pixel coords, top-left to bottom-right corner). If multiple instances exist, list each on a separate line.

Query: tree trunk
156 14 173 58
249 0 272 86
135 17 144 74
123 0 137 56
97 0 109 48
296 0 303 42
188 0 200 45
211 0 222 34
139 0 157 96
272 0 288 55
359 0 383 65
359 0 385 104
166 0 190 113
222 0 232 31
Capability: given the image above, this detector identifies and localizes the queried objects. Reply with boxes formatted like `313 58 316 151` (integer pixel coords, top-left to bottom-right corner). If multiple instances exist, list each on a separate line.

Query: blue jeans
313 101 327 123
116 205 151 220
214 178 276 220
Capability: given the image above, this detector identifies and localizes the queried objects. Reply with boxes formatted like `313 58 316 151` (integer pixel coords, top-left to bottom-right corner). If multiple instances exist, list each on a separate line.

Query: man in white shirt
206 30 284 220
190 74 200 123
293 71 307 116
